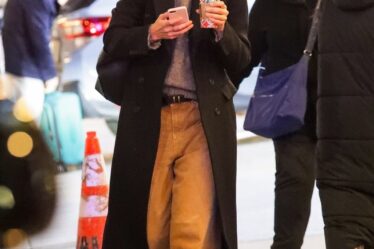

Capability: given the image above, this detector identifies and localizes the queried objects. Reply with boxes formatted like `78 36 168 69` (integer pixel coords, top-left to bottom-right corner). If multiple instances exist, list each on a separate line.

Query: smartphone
167 6 189 23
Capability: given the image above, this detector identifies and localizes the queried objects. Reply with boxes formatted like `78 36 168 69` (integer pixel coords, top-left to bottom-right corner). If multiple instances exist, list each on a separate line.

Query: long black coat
317 0 374 248
101 0 251 248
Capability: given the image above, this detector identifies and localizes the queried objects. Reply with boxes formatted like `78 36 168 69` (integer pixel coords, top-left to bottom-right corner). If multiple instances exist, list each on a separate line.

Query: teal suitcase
40 92 84 168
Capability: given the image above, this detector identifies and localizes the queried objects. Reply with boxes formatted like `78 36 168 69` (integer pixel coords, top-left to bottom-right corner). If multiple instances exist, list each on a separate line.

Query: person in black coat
100 0 250 248
243 0 317 248
317 0 374 248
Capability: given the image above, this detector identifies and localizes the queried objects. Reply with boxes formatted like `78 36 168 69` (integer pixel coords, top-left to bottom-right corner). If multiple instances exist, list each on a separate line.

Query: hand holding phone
167 6 189 23
149 7 193 41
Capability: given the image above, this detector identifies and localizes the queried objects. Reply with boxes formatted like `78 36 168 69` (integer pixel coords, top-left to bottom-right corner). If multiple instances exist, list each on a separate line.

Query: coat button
133 106 141 113
214 107 221 116
138 77 144 83
209 79 215 86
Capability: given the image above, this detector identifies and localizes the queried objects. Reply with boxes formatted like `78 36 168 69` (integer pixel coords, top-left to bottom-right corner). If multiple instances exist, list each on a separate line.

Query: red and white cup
199 0 218 29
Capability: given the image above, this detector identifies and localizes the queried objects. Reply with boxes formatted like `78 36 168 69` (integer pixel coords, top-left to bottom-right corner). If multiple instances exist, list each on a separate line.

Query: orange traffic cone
76 131 109 249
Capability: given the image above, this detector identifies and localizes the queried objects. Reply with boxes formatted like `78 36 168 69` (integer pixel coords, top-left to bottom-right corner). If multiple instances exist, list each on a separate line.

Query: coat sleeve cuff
214 30 224 42
147 28 162 50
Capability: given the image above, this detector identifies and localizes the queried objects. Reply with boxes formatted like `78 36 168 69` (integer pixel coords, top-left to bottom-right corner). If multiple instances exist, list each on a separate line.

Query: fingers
173 20 193 32
162 20 192 34
205 12 227 22
204 13 227 28
208 1 227 9
151 11 192 41
204 3 229 17
167 16 184 26
166 21 194 39
157 11 193 39
201 1 228 31
158 12 170 21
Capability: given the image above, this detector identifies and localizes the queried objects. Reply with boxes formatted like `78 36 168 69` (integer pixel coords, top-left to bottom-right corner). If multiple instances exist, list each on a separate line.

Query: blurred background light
12 97 35 123
7 132 33 158
0 75 12 100
0 185 15 209
3 229 28 248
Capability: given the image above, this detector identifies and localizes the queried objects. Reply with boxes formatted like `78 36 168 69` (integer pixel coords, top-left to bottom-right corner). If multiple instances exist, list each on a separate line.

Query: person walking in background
243 0 318 248
316 0 374 248
100 0 250 248
2 0 59 122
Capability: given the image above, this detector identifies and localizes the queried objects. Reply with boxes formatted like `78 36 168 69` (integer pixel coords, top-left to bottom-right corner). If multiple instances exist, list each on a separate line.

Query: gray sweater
163 0 197 100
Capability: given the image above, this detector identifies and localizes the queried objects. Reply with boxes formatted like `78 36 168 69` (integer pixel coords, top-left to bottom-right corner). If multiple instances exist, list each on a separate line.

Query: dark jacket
317 0 374 247
2 0 57 81
101 0 250 248
244 0 317 140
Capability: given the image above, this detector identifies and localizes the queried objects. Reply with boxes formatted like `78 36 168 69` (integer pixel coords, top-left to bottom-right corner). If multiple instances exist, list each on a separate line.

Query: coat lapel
189 0 202 55
190 0 200 29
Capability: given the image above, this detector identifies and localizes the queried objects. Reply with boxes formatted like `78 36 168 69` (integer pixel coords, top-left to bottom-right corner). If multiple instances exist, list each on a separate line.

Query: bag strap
304 0 323 57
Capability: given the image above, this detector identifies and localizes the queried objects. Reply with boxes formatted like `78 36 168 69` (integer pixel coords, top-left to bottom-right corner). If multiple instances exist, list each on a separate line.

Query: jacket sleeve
24 1 57 81
242 0 267 78
212 0 251 78
103 0 151 59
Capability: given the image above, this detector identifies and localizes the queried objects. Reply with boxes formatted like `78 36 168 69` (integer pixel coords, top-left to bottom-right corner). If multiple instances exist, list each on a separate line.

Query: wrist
213 29 223 42
216 24 225 32
149 24 160 42
148 25 162 50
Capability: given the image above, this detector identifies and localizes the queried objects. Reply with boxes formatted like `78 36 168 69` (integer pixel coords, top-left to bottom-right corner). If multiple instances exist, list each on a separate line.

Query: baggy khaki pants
147 102 221 249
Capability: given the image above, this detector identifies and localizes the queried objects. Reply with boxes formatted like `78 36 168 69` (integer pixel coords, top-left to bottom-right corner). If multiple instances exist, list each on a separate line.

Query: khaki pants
147 102 221 249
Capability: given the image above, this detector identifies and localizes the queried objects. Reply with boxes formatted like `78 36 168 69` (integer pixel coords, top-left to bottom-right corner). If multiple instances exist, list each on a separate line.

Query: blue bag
244 57 309 138
243 0 321 138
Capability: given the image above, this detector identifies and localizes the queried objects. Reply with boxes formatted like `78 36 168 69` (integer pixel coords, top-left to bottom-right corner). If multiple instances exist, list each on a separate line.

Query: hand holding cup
198 0 228 31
